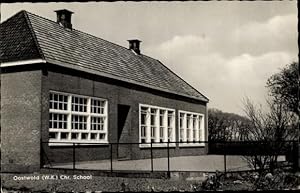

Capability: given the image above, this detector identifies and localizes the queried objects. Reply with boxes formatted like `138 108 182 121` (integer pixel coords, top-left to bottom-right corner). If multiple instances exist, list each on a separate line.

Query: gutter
0 59 47 67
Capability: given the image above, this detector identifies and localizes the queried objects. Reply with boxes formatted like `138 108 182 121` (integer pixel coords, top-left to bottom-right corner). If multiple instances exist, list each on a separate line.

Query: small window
61 132 69 140
91 133 98 140
49 132 58 139
81 133 88 140
71 133 79 140
99 133 106 140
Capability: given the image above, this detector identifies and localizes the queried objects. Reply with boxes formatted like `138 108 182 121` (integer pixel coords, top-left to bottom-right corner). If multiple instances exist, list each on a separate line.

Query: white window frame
49 90 108 146
178 110 205 147
139 104 176 148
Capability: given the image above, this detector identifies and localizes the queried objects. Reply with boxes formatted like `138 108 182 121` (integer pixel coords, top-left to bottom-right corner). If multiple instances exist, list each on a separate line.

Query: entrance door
117 104 131 159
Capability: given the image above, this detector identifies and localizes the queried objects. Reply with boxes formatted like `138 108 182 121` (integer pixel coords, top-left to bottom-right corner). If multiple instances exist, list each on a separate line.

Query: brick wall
41 66 208 165
0 64 208 172
1 70 42 172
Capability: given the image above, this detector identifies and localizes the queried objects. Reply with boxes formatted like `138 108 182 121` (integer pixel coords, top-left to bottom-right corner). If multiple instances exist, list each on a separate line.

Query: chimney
128 39 142 55
55 9 74 29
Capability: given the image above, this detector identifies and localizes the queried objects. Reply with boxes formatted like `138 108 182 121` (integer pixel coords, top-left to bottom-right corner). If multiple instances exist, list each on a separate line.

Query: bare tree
242 97 299 172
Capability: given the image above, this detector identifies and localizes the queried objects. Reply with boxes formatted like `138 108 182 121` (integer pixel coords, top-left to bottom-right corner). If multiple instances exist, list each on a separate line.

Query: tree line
208 62 299 172
208 62 299 142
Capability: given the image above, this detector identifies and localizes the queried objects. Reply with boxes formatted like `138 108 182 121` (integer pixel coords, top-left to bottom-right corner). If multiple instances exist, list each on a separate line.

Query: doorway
117 104 131 159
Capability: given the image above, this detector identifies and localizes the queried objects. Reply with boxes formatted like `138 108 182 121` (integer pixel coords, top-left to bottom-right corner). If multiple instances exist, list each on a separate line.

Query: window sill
139 143 176 148
179 143 205 147
48 140 109 146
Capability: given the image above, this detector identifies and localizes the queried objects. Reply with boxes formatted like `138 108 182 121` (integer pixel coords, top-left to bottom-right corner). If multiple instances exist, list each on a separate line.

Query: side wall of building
1 69 42 172
41 67 208 165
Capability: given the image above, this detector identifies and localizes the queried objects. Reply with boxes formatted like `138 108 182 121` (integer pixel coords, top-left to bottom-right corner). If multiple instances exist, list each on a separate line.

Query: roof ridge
22 10 171 62
73 29 132 54
23 11 45 60
24 10 141 56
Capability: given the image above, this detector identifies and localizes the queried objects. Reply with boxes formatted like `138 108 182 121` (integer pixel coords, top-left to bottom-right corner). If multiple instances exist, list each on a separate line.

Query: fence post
40 139 43 169
110 143 113 173
224 153 227 175
151 141 153 172
292 141 299 172
167 140 170 177
73 143 75 170
254 155 257 171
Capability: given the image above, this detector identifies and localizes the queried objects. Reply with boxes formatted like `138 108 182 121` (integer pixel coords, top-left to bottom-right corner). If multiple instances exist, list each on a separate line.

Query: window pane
50 93 68 110
91 99 105 114
91 133 98 140
49 113 67 129
72 115 87 130
91 117 105 130
151 126 155 142
167 111 173 126
159 110 165 126
168 128 172 138
61 132 69 139
141 126 146 137
186 114 190 128
141 113 146 125
193 115 197 140
180 129 184 141
179 117 183 128
199 117 202 140
49 132 58 139
160 127 164 142
99 133 106 140
81 133 88 140
72 96 87 112
150 109 156 125
141 125 146 143
71 133 79 139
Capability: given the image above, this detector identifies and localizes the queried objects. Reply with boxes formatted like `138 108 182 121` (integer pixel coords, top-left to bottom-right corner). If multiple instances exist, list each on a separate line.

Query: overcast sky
1 1 298 115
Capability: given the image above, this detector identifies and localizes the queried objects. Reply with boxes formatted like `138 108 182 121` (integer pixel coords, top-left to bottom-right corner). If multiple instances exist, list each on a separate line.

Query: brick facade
1 69 42 172
1 64 208 172
42 65 208 164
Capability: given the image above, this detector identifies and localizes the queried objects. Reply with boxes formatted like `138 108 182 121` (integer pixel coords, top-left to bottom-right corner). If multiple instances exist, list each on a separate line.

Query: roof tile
0 10 208 102
0 11 42 63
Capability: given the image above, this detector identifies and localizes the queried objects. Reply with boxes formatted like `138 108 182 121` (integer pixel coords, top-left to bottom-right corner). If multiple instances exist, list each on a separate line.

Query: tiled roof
0 11 208 102
0 11 42 62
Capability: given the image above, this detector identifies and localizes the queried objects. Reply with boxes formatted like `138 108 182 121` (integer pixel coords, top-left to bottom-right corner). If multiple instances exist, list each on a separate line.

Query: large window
49 91 108 145
139 104 175 147
178 110 205 146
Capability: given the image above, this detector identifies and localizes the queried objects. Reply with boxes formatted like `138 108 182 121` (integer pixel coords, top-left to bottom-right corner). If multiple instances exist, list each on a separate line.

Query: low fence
208 140 297 155
41 140 298 174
